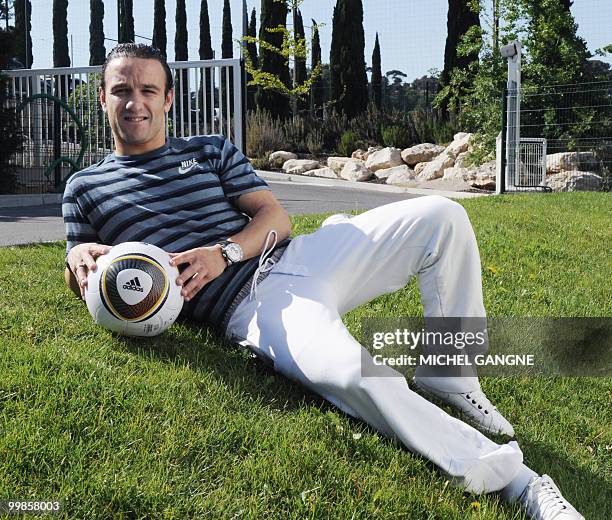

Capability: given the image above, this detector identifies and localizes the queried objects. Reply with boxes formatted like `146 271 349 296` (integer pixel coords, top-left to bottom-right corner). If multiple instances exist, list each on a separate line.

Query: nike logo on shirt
179 158 199 174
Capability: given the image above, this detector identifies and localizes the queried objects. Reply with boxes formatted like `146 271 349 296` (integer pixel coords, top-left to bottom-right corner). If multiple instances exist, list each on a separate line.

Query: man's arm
169 190 291 301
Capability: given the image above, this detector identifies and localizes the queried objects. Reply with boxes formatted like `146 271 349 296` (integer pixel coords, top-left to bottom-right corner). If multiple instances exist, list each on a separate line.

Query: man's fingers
168 251 193 267
82 251 97 271
181 272 211 301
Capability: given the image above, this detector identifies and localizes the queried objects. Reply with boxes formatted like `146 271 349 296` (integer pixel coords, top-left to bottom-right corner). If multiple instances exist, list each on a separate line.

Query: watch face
224 242 243 263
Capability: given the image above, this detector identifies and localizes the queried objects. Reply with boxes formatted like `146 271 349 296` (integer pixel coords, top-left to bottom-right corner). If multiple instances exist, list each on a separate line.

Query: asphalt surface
0 181 422 247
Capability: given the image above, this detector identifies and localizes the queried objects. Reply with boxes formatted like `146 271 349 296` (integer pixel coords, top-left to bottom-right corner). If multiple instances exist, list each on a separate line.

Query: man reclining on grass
63 43 583 519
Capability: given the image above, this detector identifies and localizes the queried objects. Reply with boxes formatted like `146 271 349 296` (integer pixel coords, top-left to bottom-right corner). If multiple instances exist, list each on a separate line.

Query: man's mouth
123 116 148 122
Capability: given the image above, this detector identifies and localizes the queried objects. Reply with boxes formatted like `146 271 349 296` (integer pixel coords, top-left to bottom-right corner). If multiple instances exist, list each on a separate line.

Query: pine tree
14 0 32 68
438 0 480 117
152 0 167 57
246 7 258 109
294 9 307 113
89 0 105 66
311 18 323 115
371 33 382 110
330 0 368 117
118 0 134 43
256 0 290 118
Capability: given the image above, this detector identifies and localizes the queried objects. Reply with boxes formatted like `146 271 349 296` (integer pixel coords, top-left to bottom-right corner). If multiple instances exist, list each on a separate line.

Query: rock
365 147 404 172
351 149 367 160
474 160 496 181
469 179 496 191
414 162 428 175
327 156 351 174
400 143 445 166
454 151 470 169
269 151 297 167
443 167 470 181
546 152 600 174
282 159 321 175
544 171 602 192
417 151 455 181
340 159 373 182
376 164 415 180
386 166 417 186
304 167 338 179
445 132 473 158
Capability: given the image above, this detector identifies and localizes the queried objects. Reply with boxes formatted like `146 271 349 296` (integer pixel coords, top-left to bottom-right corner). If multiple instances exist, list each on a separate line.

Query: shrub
246 109 288 158
306 127 324 155
338 130 359 157
0 76 23 194
319 110 349 152
410 108 459 145
282 116 309 153
381 125 413 149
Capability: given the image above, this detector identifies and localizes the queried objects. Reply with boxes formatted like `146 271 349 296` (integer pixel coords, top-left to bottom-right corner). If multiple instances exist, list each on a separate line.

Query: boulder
454 151 470 169
351 149 367 160
469 179 496 191
340 159 373 182
283 159 321 175
365 147 404 172
414 162 428 175
546 152 600 174
375 164 415 180
269 151 297 167
544 171 602 192
386 166 417 186
401 143 445 166
417 151 455 181
327 156 351 174
443 167 470 181
304 167 338 179
445 132 473 158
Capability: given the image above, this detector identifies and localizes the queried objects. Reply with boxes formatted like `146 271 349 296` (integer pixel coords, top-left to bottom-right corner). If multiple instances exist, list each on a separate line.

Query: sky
24 0 612 81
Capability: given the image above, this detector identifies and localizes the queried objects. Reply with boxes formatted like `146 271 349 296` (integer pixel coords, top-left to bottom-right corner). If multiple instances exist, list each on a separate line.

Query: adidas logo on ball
123 277 144 292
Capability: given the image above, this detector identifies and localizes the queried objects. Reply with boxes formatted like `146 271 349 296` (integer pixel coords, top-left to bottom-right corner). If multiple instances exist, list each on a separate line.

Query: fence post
499 86 507 194
232 60 244 153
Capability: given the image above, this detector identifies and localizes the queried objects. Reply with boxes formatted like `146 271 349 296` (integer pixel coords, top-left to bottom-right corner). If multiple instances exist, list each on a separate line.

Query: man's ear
164 89 174 113
99 87 107 113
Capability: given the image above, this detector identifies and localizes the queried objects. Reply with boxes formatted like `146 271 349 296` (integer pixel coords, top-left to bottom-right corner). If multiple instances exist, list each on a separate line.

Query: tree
199 0 212 60
254 0 291 118
53 0 69 68
246 7 258 109
222 0 232 59
0 1 12 31
175 0 188 126
118 0 134 44
14 0 32 68
330 0 368 117
89 0 105 66
438 0 481 118
371 33 382 110
293 9 307 113
310 18 323 115
152 0 167 57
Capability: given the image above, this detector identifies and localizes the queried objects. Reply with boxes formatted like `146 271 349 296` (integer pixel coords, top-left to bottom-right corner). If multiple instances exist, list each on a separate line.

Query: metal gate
516 138 547 188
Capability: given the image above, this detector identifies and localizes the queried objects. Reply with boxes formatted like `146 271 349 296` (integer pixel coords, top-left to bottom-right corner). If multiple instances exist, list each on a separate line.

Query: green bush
381 125 413 149
246 109 288 158
306 127 324 155
338 130 359 157
282 116 309 153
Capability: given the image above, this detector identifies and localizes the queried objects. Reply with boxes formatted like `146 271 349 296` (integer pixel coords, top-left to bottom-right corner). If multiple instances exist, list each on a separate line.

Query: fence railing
1 59 243 194
503 80 611 192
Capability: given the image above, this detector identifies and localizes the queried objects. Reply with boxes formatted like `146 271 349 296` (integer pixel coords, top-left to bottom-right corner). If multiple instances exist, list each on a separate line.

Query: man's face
100 57 173 156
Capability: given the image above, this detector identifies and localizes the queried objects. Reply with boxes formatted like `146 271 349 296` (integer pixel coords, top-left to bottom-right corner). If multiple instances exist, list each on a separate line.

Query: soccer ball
85 242 184 337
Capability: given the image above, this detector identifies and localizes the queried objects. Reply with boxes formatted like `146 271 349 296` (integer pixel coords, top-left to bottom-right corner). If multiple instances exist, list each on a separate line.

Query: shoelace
523 476 572 518
249 229 278 301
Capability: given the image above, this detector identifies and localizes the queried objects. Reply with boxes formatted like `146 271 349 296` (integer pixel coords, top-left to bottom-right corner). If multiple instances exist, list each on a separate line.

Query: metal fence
504 80 611 192
0 59 243 194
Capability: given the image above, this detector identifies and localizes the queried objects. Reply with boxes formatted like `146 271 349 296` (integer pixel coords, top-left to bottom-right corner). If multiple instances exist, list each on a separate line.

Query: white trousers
226 195 523 493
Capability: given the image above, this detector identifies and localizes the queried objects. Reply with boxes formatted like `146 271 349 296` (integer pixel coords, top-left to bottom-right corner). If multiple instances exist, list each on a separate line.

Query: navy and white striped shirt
63 134 274 330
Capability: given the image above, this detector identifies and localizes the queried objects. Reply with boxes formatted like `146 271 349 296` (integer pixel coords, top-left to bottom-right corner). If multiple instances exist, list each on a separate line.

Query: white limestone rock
365 147 404 172
340 159 373 182
269 151 298 168
327 156 351 174
376 164 415 181
401 143 445 166
282 159 321 175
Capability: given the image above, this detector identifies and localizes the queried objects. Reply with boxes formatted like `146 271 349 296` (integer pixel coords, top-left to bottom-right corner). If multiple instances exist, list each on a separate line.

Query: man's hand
65 243 112 299
169 245 227 301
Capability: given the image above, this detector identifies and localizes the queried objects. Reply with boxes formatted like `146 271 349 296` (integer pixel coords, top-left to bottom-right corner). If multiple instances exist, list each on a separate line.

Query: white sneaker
519 474 584 519
412 378 515 436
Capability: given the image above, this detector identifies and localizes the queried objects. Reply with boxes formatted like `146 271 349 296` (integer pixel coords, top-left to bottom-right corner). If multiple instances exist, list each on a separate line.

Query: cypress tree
14 0 33 68
89 0 105 66
371 33 382 110
439 0 480 117
222 0 232 59
53 0 69 68
294 8 307 113
256 0 290 118
311 19 323 116
175 0 188 126
152 0 167 57
246 7 258 109
119 0 134 43
199 0 213 60
330 0 368 117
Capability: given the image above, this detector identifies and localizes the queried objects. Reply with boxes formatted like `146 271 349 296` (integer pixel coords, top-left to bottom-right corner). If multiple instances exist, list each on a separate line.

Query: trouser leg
226 276 523 494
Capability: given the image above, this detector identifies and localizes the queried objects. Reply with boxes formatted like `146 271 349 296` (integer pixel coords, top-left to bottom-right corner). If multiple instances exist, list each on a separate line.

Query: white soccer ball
85 242 184 337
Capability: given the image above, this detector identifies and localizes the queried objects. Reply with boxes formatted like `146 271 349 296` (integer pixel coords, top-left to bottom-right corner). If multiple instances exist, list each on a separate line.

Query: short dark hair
100 44 173 95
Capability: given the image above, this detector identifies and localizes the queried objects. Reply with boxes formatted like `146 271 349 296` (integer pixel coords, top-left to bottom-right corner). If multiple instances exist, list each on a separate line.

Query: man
63 44 582 519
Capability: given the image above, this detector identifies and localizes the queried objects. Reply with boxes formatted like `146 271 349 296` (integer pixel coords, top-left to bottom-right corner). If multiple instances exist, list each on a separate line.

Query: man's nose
125 95 143 111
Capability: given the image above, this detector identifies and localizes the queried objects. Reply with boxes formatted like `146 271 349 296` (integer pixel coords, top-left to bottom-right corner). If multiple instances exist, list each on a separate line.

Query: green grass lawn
0 193 610 519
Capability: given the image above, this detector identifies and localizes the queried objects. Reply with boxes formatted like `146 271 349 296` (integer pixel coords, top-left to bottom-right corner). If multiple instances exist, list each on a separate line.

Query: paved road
0 181 422 247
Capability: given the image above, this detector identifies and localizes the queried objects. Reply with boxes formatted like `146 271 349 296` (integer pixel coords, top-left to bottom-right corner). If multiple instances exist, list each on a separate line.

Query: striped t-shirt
63 134 277 331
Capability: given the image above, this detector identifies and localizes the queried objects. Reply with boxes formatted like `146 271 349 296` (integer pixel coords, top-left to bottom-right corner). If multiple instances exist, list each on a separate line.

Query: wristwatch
218 240 244 266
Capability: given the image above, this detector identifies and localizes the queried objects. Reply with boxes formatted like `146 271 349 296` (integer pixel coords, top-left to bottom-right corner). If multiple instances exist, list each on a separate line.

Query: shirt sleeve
62 177 101 255
215 136 270 199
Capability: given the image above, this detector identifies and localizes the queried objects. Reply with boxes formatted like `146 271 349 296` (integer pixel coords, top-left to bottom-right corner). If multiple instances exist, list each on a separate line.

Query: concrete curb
255 170 491 200
0 193 62 208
